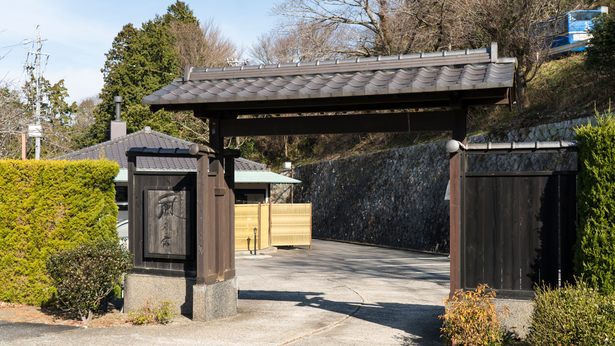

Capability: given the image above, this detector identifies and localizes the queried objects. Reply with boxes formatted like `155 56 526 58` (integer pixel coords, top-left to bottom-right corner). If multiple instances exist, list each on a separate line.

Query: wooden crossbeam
219 111 458 137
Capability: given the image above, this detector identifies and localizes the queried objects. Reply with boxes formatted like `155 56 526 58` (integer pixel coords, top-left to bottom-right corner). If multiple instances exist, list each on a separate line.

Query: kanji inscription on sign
144 187 192 259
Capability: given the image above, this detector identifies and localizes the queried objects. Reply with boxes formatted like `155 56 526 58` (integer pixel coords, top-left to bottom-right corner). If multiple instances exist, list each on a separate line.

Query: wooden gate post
449 108 467 295
192 115 238 322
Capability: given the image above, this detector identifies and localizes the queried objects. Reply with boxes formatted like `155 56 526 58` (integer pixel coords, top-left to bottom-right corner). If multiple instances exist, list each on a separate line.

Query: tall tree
460 0 585 112
270 0 460 58
0 83 27 159
22 76 78 158
170 19 238 71
88 1 209 147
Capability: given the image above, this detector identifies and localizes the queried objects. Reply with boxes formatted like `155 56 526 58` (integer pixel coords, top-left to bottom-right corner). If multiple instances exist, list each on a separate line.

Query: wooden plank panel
540 176 560 287
560 175 577 285
144 188 190 258
511 177 522 290
451 112 465 294
482 177 496 288
450 151 461 294
270 204 312 246
464 177 479 289
499 177 514 290
520 176 542 291
133 174 146 269
196 156 207 283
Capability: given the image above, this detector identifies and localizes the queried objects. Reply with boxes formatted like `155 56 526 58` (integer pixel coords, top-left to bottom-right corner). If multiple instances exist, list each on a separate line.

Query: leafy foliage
0 159 119 306
575 111 615 295
129 300 176 325
440 284 509 346
0 84 27 159
46 239 133 322
22 76 80 158
586 13 615 79
87 1 208 147
528 281 615 345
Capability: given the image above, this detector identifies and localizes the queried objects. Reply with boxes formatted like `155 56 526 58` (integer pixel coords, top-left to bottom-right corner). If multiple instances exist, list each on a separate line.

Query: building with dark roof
53 126 300 221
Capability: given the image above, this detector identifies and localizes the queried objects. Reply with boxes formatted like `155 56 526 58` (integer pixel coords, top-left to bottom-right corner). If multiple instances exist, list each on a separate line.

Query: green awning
115 169 128 182
235 171 301 184
113 169 300 184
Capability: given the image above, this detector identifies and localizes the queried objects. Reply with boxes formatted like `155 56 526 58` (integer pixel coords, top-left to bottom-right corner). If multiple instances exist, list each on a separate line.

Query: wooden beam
219 111 455 137
449 108 467 295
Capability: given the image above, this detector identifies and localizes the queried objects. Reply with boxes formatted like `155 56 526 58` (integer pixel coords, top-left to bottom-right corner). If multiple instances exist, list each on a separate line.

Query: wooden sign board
144 187 194 260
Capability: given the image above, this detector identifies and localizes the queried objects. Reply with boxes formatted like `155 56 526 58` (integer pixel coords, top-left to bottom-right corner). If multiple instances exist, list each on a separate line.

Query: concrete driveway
1 239 450 345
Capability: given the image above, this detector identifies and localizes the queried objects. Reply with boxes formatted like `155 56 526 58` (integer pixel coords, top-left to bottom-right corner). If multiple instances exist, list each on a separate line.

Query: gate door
459 142 578 298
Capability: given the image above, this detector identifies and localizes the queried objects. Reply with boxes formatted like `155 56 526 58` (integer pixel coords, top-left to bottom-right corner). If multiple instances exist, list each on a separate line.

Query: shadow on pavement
0 320 78 342
239 289 444 344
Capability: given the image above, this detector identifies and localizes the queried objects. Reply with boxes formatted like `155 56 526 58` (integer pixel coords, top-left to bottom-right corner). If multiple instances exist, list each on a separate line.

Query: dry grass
0 300 132 327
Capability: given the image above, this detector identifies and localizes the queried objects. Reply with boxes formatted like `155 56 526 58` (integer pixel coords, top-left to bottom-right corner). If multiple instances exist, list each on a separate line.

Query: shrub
0 159 119 306
586 13 615 78
528 281 615 345
575 112 615 295
440 284 509 346
46 238 133 322
129 300 176 325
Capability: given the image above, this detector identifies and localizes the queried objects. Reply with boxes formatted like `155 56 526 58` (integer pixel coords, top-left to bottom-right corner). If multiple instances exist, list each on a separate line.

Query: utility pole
23 26 49 160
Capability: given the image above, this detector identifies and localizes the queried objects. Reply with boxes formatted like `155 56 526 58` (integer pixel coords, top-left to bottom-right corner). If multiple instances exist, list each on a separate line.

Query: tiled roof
143 43 516 106
52 126 267 171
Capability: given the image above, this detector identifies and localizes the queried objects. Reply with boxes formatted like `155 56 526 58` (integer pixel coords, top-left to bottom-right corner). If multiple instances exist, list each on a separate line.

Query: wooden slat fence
234 203 312 250
270 204 312 248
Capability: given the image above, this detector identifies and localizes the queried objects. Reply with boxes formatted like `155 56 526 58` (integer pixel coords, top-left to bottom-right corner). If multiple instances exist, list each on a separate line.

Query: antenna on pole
23 26 49 160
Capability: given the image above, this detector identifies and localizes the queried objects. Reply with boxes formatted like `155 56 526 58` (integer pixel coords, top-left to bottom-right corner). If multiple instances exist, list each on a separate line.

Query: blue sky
0 0 279 104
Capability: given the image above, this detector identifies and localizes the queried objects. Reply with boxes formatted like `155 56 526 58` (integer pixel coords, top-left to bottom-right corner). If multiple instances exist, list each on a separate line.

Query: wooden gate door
459 145 578 298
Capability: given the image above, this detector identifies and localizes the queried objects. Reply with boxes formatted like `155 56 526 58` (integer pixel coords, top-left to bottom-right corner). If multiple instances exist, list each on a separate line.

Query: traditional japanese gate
133 42 516 320
447 140 578 298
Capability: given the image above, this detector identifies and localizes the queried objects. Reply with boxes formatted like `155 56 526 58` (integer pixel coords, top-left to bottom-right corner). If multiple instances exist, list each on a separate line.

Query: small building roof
53 126 266 172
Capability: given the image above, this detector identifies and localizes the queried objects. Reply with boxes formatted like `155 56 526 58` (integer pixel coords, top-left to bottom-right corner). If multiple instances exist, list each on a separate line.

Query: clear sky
0 0 280 104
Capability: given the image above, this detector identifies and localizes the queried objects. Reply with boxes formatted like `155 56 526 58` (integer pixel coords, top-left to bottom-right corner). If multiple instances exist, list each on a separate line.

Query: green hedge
528 282 615 345
575 114 615 295
0 159 119 306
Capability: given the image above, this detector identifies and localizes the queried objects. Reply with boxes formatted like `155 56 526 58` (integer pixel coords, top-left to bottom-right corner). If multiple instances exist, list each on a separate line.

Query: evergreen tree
87 1 205 147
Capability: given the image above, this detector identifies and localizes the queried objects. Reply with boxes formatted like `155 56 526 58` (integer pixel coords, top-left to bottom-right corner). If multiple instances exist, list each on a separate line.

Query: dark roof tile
52 127 267 172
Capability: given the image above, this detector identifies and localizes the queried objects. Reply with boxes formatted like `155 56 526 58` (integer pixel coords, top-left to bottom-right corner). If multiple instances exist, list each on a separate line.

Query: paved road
1 239 450 345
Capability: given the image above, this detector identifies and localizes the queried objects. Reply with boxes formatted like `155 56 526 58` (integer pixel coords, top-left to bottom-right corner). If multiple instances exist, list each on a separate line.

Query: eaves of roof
143 43 516 107
113 168 300 184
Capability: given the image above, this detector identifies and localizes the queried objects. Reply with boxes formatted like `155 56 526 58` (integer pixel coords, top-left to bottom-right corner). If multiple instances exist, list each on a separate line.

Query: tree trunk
515 69 531 113
80 310 93 322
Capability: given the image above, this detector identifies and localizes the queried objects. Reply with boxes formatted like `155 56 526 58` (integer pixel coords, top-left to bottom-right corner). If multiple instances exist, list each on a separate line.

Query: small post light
253 227 257 255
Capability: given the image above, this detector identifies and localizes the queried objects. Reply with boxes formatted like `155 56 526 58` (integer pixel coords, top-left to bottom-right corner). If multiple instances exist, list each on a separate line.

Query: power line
0 43 22 51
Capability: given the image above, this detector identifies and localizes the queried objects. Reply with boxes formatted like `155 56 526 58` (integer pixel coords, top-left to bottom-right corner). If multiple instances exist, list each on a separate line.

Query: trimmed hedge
528 282 615 345
575 114 615 295
0 160 119 306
